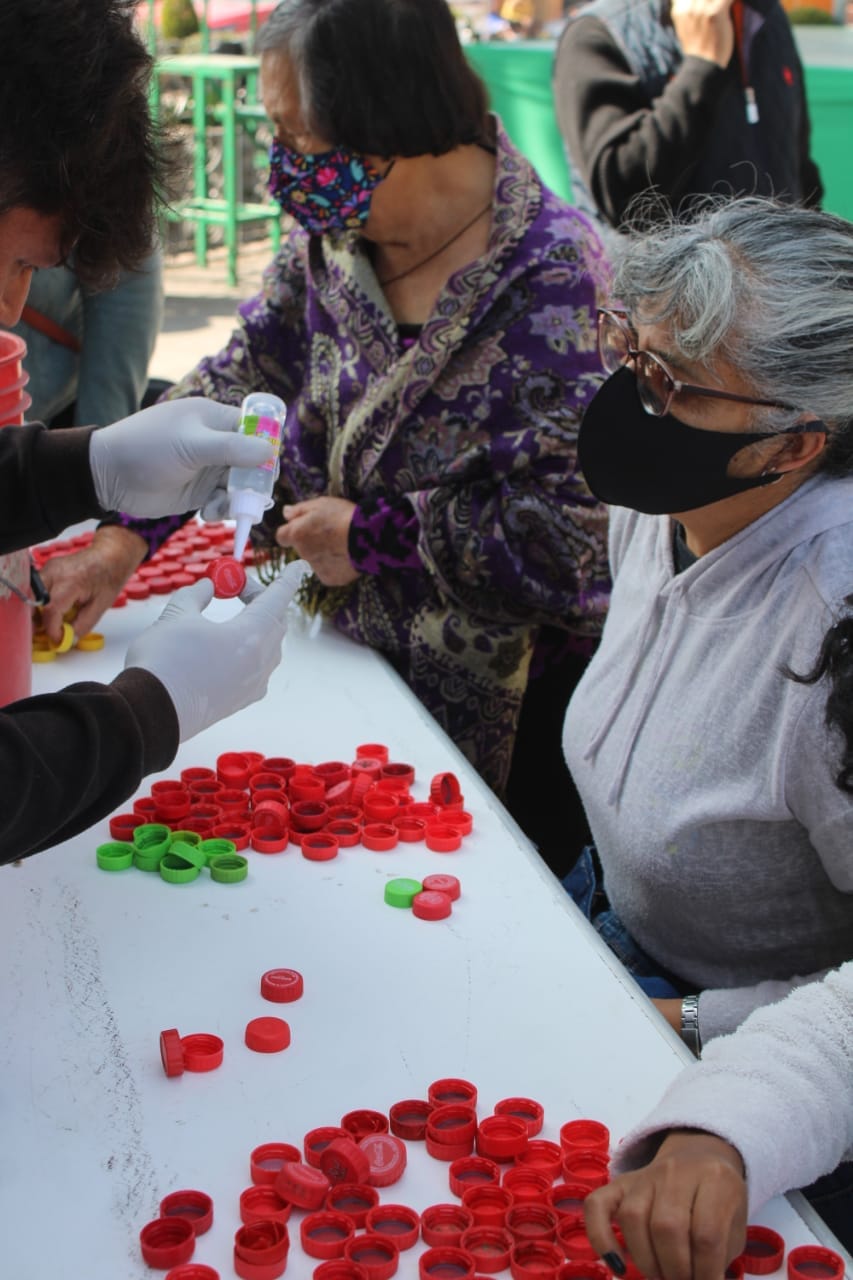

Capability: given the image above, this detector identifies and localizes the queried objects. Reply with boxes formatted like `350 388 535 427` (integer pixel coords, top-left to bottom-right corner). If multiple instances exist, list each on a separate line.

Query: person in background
553 0 822 241
0 0 306 863
563 197 853 1240
11 251 164 427
41 0 612 879
584 962 853 1269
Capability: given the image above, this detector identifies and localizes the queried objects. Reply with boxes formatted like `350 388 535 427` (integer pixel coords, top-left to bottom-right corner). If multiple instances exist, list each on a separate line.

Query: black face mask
578 368 790 515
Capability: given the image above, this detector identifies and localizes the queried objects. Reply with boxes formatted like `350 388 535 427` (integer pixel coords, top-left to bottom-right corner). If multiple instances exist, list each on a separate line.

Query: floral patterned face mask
268 139 387 234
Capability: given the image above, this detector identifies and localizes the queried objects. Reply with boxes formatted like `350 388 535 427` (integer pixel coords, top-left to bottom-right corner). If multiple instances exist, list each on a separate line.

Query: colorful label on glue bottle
240 413 282 472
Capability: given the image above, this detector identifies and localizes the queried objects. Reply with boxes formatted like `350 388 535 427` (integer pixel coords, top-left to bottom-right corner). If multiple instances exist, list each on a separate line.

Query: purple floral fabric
119 119 612 793
348 497 421 574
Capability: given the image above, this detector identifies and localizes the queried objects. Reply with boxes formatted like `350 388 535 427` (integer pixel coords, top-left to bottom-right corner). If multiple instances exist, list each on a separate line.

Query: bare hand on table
584 1130 748 1280
275 496 360 588
671 0 735 68
39 524 146 643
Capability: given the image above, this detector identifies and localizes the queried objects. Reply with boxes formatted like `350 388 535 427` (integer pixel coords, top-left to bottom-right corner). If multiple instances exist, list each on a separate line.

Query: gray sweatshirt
614 962 853 1214
563 474 853 1042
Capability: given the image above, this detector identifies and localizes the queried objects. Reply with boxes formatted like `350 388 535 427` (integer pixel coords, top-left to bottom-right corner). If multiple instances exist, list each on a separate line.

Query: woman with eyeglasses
563 197 853 1245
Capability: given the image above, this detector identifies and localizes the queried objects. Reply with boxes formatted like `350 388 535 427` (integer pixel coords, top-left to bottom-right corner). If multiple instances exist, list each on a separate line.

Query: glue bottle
227 392 287 561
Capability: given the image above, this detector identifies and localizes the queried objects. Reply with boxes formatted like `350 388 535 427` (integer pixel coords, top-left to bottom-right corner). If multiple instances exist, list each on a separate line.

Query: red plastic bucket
0 333 33 702
0 331 26 386
0 388 31 426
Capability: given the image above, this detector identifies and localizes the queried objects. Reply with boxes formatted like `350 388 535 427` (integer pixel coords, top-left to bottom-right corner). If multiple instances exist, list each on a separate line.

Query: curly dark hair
0 0 165 288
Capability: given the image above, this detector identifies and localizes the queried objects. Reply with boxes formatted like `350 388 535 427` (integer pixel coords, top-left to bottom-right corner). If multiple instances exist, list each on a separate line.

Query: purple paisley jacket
120 121 611 792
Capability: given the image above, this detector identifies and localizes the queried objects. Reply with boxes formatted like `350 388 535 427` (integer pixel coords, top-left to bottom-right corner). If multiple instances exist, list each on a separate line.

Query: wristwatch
680 995 702 1056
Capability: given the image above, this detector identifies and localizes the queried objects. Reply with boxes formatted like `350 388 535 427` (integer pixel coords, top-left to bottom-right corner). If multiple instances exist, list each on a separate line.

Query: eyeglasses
597 308 794 417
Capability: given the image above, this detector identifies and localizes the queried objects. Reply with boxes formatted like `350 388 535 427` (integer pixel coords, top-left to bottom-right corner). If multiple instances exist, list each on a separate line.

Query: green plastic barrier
466 42 853 220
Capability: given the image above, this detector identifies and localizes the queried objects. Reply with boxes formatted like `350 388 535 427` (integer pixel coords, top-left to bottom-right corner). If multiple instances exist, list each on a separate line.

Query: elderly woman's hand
584 1130 747 1280
276 497 360 588
39 525 146 643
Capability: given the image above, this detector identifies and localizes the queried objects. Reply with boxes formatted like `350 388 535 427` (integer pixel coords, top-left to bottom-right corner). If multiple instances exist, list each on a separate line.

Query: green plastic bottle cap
168 841 207 871
132 823 171 855
96 841 135 871
159 853 202 884
169 829 203 848
199 837 237 866
209 853 249 884
384 877 423 908
134 850 166 872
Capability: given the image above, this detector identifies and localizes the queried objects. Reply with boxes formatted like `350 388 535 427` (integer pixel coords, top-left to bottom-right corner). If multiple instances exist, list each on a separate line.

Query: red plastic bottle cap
207 556 247 598
251 773 289 799
165 1266 221 1280
421 873 461 901
302 832 340 861
560 1151 609 1190
516 1141 563 1181
180 766 216 786
170 572 196 589
419 1246 476 1280
234 1220 290 1265
151 779 186 797
250 1142 301 1186
491 1100 544 1140
160 1190 214 1235
245 1016 291 1053
425 1132 476 1162
180 1033 224 1072
314 1263 371 1280
503 1168 551 1205
556 1219 598 1261
344 1233 400 1280
479 1116 525 1167
356 743 390 763
149 574 176 594
460 1226 514 1274
412 890 452 920
290 799 330 832
430 772 462 807
133 796 159 818
449 1156 501 1198
217 752 251 788
427 1104 478 1145
429 1078 478 1108
342 1109 389 1140
394 817 426 842
301 1211 356 1260
140 1217 196 1269
289 777 326 804
739 1227 786 1275
421 1204 475 1248
365 1204 421 1252
305 1127 351 1167
351 757 383 780
212 822 251 850
218 787 250 811
359 1132 408 1187
442 811 474 837
157 795 192 823
547 1184 590 1221
254 797 291 823
325 1182 380 1228
559 1121 610 1156
260 968 303 1003
251 828 289 854
787 1247 844 1280
363 794 400 822
425 823 462 853
275 1160 331 1209
320 1137 372 1186
326 820 362 847
315 760 351 787
188 778 226 798
160 1028 185 1077
381 762 415 787
507 1204 559 1243
389 1099 434 1140
109 812 140 840
462 1183 515 1228
511 1240 565 1279
362 822 400 852
125 580 151 600
239 1184 292 1225
558 1265 610 1280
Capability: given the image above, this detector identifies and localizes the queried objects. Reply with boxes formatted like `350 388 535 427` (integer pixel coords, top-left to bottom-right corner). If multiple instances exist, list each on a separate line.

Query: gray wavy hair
613 198 853 469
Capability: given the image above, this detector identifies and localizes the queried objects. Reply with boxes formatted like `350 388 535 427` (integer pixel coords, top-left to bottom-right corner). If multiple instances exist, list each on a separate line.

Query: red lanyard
732 0 759 123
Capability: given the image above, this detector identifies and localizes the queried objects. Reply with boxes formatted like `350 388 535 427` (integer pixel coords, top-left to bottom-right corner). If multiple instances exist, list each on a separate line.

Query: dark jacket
0 422 177 862
554 0 823 233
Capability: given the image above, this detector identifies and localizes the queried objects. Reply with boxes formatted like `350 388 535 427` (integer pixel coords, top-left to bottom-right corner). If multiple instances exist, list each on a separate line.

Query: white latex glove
124 561 308 742
89 398 276 518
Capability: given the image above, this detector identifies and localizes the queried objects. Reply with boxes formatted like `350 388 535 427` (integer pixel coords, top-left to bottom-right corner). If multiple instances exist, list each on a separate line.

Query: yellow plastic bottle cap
31 647 57 663
50 622 75 654
76 632 105 651
31 633 52 650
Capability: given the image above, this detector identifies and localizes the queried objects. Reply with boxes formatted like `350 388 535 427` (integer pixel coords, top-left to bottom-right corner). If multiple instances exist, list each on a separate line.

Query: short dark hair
257 0 490 157
0 0 164 288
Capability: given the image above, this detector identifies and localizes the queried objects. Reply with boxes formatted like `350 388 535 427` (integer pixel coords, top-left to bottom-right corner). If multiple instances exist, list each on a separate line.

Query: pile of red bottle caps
138 1078 623 1280
33 520 259 606
109 744 473 863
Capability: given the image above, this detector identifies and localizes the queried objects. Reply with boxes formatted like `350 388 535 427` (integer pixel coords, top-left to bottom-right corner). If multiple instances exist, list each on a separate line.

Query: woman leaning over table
41 0 610 867
562 198 853 1242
